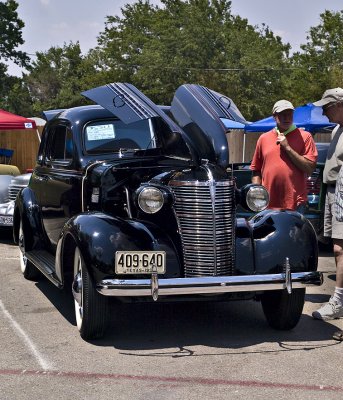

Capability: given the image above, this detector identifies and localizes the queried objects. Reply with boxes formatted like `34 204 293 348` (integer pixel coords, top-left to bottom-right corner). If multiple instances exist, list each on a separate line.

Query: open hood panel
82 82 167 124
170 84 246 168
82 82 200 164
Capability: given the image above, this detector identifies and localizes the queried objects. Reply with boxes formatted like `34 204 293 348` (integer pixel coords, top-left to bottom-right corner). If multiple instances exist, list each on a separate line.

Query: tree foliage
95 0 291 119
289 10 343 106
3 1 343 121
24 42 96 113
0 0 29 65
0 0 31 115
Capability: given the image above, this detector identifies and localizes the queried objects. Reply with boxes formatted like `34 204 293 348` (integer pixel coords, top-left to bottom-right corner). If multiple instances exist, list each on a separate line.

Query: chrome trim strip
124 186 132 218
203 164 217 273
168 180 234 187
97 271 323 297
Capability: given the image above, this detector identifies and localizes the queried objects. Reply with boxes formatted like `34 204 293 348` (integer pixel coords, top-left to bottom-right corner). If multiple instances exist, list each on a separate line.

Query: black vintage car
13 83 323 340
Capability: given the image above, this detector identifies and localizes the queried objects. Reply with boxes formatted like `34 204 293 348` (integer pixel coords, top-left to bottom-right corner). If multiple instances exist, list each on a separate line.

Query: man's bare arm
277 134 316 175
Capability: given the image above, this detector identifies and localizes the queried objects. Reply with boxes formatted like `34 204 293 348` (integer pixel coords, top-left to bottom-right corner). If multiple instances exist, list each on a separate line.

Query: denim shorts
324 186 343 239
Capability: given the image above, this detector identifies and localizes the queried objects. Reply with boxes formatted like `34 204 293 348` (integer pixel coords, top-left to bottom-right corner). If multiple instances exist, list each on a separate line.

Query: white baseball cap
272 100 295 114
313 87 343 107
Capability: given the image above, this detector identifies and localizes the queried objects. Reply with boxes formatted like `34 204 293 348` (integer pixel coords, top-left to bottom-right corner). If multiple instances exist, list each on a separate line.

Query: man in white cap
250 99 317 212
311 88 343 330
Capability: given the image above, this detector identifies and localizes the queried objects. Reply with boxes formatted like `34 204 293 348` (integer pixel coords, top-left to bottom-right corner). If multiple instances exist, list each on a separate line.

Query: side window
48 125 73 162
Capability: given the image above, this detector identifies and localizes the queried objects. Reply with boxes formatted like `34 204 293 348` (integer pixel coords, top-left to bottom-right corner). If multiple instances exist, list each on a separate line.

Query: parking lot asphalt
0 228 342 400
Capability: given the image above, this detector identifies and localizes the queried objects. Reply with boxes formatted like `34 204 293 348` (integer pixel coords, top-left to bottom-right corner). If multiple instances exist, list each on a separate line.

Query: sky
6 0 343 76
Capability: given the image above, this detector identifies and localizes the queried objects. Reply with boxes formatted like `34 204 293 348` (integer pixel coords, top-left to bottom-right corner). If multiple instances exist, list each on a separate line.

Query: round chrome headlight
246 185 269 212
138 187 164 214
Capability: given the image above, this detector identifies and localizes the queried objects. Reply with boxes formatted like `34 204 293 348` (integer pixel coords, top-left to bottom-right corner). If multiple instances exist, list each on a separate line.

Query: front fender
249 209 318 274
58 212 181 282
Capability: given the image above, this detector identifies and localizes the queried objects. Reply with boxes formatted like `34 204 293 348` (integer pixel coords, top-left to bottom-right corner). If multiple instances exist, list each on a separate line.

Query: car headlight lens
246 185 269 212
138 187 164 214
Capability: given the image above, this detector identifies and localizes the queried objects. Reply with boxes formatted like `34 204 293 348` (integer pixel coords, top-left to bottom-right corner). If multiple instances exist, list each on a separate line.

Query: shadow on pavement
0 227 15 245
24 243 340 352
305 293 331 303
99 300 342 352
33 277 342 352
35 279 76 326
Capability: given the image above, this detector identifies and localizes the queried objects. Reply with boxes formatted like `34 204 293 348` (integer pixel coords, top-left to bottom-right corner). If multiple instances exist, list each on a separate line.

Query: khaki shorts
324 186 343 239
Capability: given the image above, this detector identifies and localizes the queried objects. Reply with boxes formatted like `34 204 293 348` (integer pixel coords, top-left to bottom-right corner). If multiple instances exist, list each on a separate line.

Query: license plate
0 215 13 226
115 251 166 274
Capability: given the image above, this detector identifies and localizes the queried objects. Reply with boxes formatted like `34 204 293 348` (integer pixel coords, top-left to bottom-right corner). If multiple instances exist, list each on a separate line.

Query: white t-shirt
323 125 343 184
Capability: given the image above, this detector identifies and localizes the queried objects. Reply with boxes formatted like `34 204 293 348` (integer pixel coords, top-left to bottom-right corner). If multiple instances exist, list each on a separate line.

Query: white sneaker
312 298 343 320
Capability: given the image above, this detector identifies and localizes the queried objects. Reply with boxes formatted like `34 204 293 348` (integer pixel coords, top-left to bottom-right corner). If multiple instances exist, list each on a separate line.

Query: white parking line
0 299 53 371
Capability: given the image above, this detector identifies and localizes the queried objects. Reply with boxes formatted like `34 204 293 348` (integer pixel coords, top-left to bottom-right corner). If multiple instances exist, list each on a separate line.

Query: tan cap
272 100 295 114
313 87 343 107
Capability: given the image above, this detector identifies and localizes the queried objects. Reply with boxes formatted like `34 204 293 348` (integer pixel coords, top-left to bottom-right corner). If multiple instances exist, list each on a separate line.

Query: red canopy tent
0 109 37 130
0 109 40 169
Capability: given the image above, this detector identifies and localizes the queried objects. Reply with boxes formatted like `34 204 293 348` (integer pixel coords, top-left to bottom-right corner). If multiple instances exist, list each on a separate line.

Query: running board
26 250 61 288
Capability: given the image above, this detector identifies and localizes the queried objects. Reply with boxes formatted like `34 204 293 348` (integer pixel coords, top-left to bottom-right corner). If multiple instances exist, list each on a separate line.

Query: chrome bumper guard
97 270 323 301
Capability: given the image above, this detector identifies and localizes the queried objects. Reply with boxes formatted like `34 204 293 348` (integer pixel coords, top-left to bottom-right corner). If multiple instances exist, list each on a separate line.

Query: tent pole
242 132 246 162
35 129 41 143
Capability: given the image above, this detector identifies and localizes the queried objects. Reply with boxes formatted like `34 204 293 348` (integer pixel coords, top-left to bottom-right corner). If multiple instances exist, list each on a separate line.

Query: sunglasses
322 102 337 115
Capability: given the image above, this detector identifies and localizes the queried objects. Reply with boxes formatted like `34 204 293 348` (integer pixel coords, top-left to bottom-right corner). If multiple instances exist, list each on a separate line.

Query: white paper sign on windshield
86 124 115 141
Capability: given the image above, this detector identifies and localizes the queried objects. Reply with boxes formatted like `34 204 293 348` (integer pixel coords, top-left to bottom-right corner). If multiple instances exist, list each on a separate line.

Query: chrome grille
170 178 235 277
8 183 24 201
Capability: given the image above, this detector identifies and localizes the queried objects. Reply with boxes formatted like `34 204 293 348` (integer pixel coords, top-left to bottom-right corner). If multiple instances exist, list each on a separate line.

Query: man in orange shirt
250 100 318 212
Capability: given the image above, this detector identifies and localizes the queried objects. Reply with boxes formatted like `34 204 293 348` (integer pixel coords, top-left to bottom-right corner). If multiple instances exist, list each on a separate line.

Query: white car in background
0 167 31 227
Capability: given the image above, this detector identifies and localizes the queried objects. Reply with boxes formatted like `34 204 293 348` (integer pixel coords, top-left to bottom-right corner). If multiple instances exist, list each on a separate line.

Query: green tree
0 0 31 114
0 0 29 66
25 42 99 113
95 0 292 120
289 10 343 106
0 78 33 115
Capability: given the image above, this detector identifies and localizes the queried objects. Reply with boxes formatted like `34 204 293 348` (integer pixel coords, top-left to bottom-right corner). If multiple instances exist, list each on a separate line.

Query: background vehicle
13 83 322 340
0 164 31 228
306 142 329 244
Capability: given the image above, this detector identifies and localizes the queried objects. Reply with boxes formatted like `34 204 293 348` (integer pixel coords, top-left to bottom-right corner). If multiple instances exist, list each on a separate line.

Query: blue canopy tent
242 103 335 161
221 118 245 130
245 103 335 133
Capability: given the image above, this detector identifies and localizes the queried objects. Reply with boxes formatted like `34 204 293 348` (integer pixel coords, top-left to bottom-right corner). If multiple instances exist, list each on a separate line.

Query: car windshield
84 119 156 153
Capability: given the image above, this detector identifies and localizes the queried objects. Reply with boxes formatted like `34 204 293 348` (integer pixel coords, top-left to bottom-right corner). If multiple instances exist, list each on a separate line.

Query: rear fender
57 212 181 282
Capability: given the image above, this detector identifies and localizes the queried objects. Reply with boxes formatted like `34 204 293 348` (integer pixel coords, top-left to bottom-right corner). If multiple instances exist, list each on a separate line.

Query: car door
36 122 82 249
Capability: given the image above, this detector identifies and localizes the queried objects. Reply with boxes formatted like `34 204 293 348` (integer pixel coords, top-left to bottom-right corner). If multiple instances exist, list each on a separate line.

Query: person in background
250 99 317 213
311 88 343 340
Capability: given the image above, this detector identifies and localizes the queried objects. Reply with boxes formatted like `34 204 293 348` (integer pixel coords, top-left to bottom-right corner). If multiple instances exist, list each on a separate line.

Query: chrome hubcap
72 272 82 307
73 248 83 329
19 223 27 272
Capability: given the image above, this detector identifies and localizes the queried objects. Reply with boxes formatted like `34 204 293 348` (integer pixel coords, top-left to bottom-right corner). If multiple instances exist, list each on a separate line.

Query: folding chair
0 148 14 164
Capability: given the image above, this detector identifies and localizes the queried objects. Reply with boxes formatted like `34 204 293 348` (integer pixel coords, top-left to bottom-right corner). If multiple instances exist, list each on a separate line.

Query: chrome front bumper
96 270 323 300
